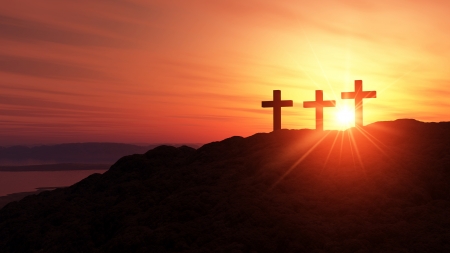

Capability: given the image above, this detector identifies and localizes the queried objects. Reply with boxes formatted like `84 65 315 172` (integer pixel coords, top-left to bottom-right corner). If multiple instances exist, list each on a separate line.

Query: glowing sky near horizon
1 0 450 145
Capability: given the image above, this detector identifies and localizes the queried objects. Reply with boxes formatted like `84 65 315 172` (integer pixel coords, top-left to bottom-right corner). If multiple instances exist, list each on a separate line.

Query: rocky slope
1 119 450 252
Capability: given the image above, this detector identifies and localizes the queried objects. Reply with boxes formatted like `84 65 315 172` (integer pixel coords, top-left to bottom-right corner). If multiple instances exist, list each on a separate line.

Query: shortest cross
303 90 336 131
262 90 293 131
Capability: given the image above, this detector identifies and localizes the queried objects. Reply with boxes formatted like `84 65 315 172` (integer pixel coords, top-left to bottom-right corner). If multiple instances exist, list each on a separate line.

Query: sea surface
0 170 107 196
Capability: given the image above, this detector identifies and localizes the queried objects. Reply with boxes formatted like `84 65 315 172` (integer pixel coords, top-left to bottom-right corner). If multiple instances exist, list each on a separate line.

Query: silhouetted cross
341 80 376 128
303 90 336 131
262 90 293 131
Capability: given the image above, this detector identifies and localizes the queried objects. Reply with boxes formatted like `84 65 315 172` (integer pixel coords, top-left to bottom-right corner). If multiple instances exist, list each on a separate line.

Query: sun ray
364 64 420 106
348 128 366 171
344 36 353 87
285 52 321 89
322 130 341 170
354 127 390 157
300 28 337 101
354 127 408 170
338 127 346 167
379 64 420 95
346 130 357 167
267 132 331 192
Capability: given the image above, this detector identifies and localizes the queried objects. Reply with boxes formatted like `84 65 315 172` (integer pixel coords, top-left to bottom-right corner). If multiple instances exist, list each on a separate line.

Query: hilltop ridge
1 119 450 252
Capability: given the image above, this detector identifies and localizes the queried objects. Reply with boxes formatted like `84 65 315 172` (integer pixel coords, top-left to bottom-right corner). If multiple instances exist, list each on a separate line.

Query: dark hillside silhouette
1 119 450 252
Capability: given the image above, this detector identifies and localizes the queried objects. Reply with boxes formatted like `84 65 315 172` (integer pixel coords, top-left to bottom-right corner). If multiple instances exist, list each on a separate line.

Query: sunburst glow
336 106 354 128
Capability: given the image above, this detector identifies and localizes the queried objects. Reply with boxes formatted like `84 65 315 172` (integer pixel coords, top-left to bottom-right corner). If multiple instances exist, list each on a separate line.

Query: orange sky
1 0 450 145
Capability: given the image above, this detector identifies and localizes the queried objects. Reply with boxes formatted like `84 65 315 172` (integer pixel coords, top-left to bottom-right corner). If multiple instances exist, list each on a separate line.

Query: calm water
0 170 107 196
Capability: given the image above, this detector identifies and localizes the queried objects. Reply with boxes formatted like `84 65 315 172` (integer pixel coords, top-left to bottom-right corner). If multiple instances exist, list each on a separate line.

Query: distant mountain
0 188 55 209
0 142 203 165
0 163 110 171
1 119 450 252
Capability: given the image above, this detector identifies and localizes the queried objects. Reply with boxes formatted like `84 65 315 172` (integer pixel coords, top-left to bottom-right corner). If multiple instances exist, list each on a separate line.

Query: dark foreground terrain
1 119 450 252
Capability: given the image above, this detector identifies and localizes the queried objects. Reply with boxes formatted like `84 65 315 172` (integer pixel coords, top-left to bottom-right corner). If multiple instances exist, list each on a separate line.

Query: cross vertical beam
341 80 377 128
262 90 293 131
303 90 336 131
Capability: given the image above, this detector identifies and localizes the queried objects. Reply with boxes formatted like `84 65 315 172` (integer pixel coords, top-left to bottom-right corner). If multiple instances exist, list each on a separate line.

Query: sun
335 106 354 129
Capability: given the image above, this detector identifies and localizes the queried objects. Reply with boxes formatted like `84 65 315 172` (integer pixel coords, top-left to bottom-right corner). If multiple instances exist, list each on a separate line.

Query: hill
0 143 202 166
1 119 450 252
0 188 57 209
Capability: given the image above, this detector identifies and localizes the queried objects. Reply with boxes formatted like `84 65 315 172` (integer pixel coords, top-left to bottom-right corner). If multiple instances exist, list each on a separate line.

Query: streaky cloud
0 54 111 81
0 14 136 48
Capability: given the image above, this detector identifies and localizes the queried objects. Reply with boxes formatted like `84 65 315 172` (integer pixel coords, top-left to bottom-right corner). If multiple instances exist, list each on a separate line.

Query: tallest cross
341 80 377 128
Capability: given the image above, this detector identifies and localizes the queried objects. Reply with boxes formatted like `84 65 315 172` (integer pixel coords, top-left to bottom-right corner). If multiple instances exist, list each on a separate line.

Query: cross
303 90 336 131
341 80 376 128
262 90 293 131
